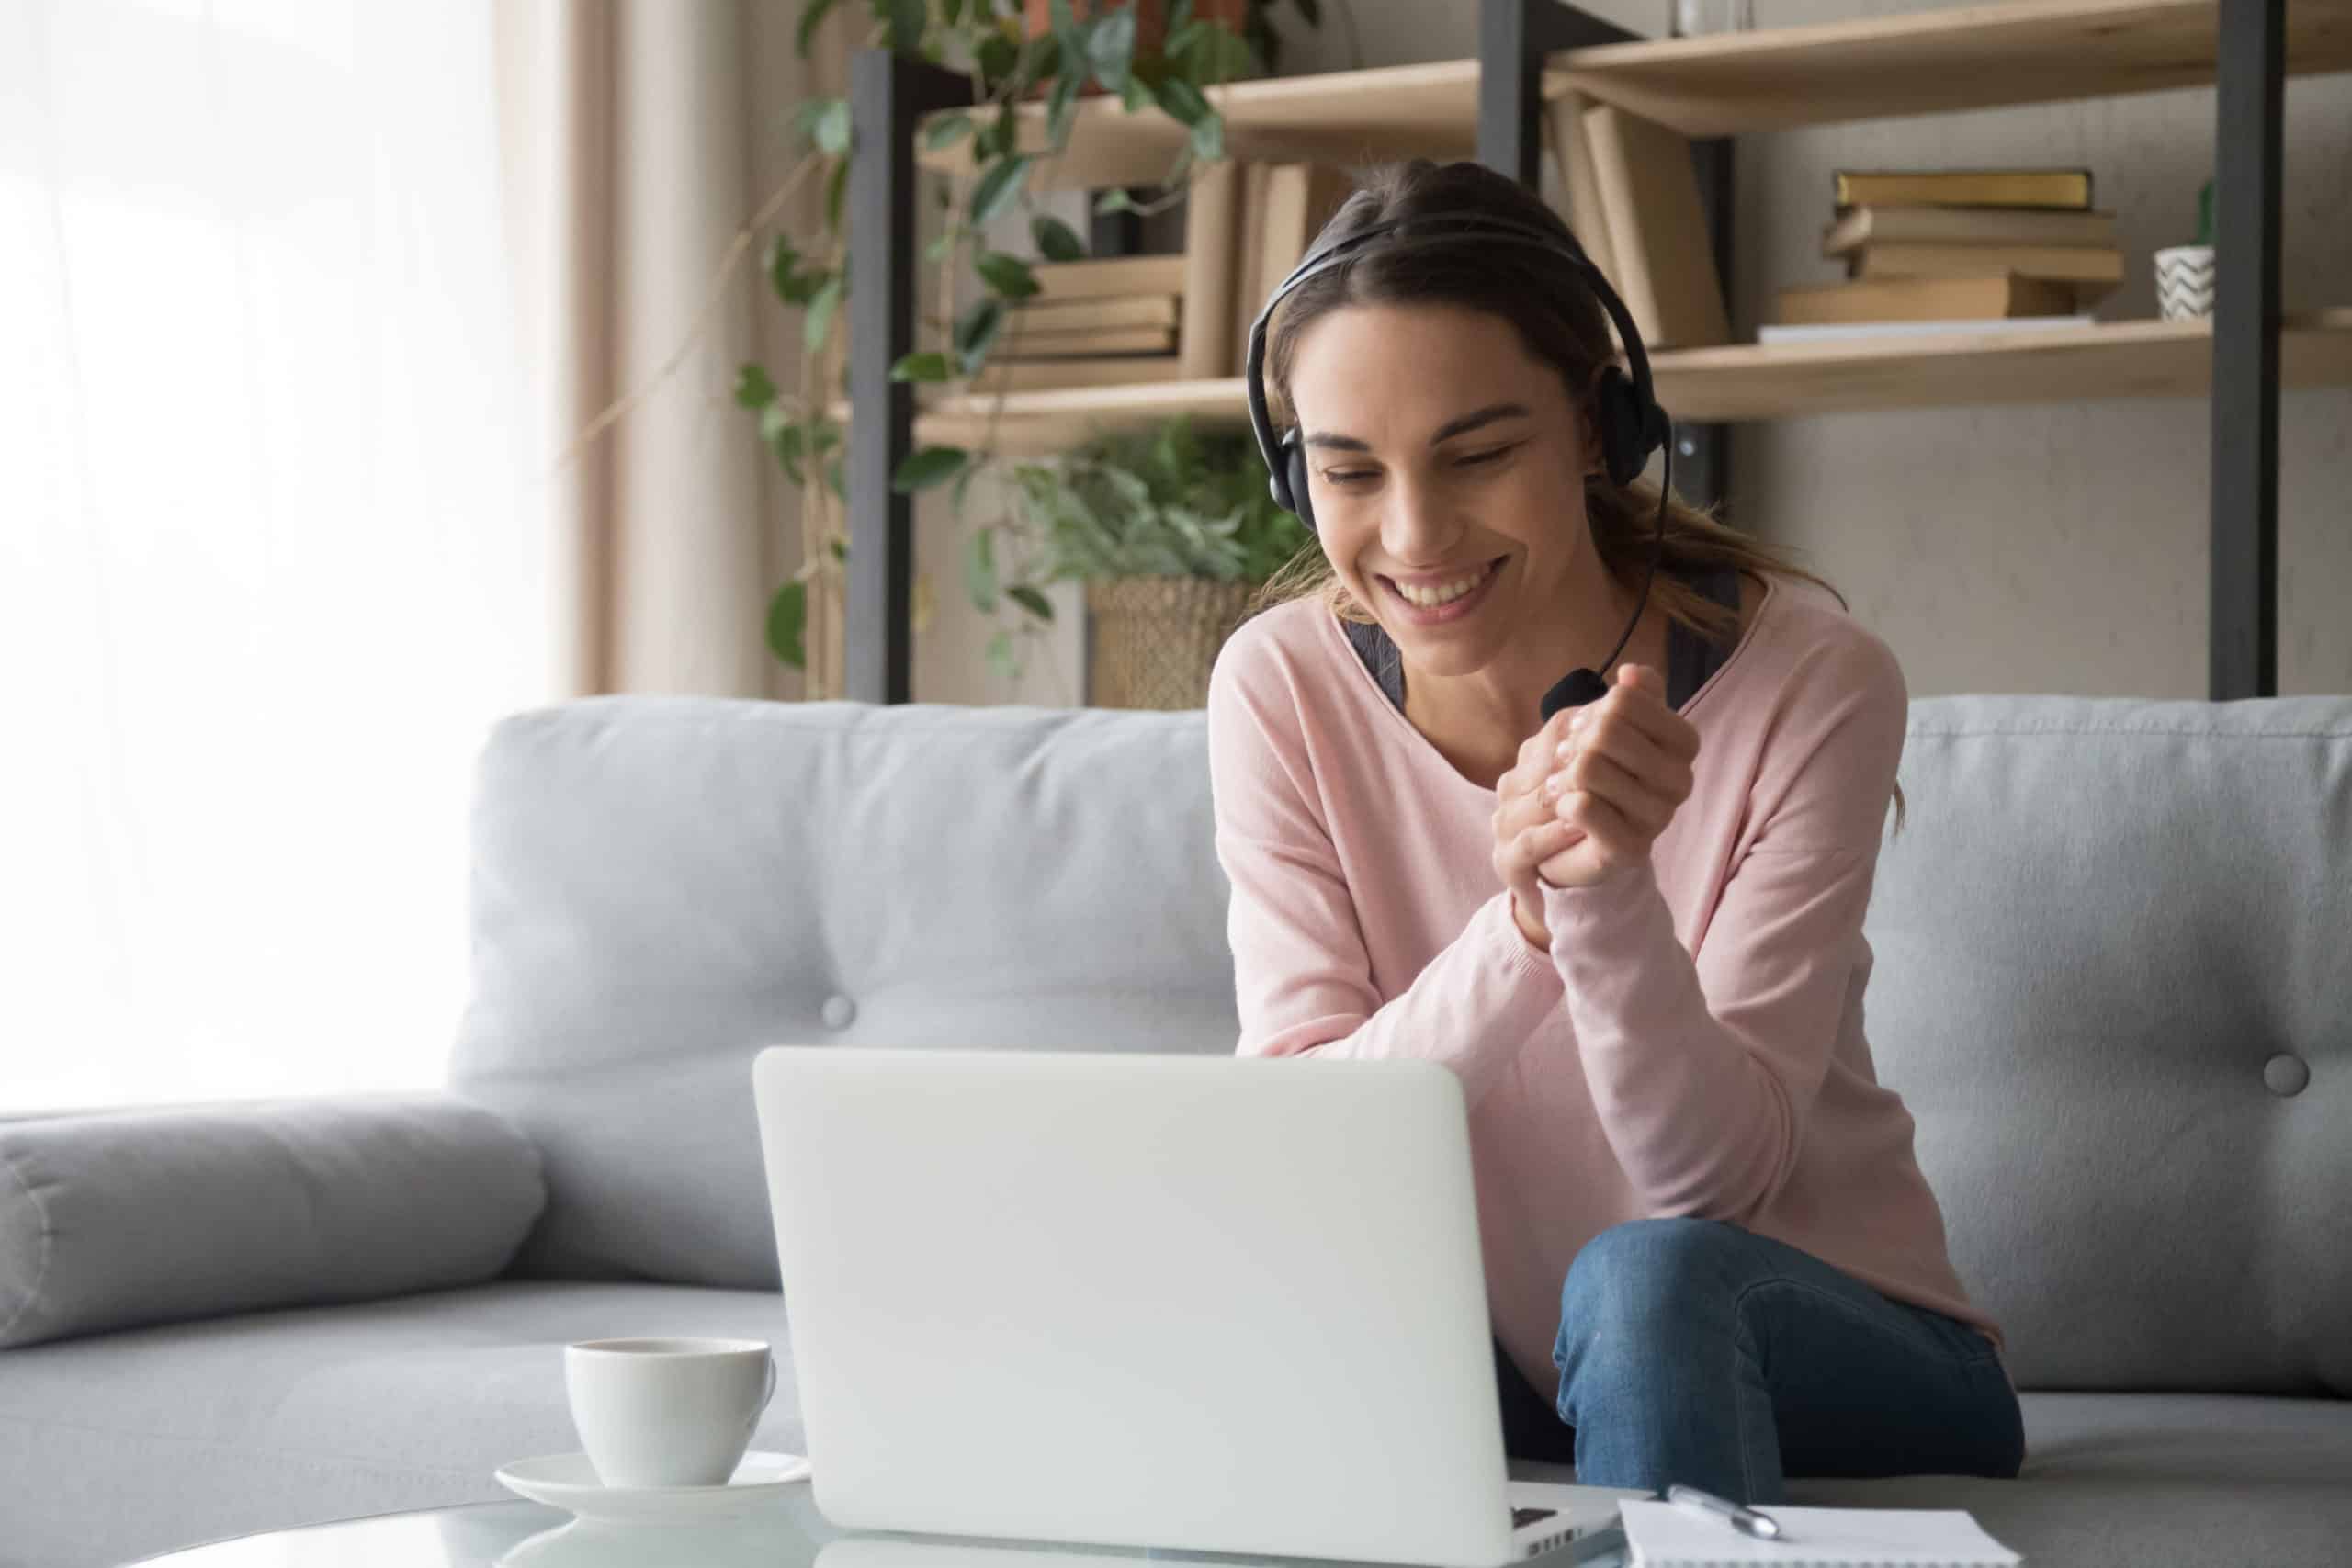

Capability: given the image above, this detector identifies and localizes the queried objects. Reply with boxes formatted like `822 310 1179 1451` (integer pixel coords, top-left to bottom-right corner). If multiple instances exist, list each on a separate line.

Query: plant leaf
985 629 1015 680
766 581 808 670
825 157 849 229
982 101 1020 160
761 408 806 484
733 362 777 409
1154 76 1210 126
969 153 1033 229
975 251 1041 300
804 275 845 354
1032 214 1086 262
965 526 999 611
975 29 1018 88
891 351 955 382
893 445 970 492
1046 68 1082 150
954 297 1004 371
797 0 842 58
884 0 924 53
923 229 958 264
827 456 847 501
1093 187 1136 215
922 111 974 151
1189 111 1225 164
766 236 810 304
1007 584 1054 622
812 98 853 156
1087 6 1136 93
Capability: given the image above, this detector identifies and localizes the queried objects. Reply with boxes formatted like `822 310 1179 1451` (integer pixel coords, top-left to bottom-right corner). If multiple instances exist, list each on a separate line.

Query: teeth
1396 563 1491 608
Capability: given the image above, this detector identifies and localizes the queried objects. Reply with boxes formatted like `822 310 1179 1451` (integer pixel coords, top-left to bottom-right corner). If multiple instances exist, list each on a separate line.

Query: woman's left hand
1537 663 1702 890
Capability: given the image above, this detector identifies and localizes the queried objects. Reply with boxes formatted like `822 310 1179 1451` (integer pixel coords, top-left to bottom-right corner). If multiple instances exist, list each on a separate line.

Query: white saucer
493 1450 811 1523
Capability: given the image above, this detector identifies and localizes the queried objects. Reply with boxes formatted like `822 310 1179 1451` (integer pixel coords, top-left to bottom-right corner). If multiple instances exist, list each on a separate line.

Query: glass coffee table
124 1493 1630 1568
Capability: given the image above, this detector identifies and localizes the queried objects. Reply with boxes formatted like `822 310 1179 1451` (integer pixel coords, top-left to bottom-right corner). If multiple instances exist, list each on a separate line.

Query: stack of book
1769 168 2120 341
967 254 1190 394
959 158 1358 398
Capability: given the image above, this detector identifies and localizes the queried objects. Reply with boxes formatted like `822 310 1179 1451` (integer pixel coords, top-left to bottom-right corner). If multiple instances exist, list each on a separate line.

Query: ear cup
1589 367 1652 490
1284 435 1318 534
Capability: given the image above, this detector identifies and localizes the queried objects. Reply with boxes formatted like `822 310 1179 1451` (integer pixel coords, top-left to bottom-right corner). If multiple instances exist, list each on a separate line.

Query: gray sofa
3 693 2346 1568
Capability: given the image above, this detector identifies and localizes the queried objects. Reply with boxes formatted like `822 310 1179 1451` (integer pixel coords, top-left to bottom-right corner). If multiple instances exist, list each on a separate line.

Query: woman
1204 158 2025 1505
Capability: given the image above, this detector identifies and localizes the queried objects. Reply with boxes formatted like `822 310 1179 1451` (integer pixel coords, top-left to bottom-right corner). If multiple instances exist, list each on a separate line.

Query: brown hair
1245 157 1905 836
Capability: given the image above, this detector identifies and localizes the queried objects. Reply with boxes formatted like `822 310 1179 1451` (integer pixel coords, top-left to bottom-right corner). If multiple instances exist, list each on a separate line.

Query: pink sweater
1204 572 2005 1402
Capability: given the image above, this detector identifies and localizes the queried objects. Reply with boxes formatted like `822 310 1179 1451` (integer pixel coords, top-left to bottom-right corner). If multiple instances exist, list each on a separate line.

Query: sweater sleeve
1537 632 1910 1222
1206 633 1563 1105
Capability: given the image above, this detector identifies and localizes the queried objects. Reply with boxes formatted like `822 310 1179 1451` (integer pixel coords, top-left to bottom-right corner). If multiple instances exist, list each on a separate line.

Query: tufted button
2263 1053 2310 1098
821 994 857 1031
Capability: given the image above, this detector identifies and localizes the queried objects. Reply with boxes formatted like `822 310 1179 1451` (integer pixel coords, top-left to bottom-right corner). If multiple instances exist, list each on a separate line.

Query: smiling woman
1204 158 2011 1507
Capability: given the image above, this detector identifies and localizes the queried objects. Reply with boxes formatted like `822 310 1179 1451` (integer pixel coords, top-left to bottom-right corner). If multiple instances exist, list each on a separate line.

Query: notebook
1618 1501 2021 1567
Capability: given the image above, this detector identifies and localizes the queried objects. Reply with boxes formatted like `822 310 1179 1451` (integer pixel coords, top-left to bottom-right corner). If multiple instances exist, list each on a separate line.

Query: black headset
1243 209 1674 719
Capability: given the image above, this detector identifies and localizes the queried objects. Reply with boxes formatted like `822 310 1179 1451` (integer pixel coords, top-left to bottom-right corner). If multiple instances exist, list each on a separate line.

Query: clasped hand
1488 663 1701 946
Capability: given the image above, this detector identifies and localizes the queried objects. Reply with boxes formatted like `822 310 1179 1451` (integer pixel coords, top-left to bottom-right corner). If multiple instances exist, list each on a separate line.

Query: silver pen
1664 1483 1787 1541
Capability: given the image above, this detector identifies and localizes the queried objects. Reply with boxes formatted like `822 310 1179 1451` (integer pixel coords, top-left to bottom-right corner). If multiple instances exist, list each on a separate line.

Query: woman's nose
1380 471 1461 563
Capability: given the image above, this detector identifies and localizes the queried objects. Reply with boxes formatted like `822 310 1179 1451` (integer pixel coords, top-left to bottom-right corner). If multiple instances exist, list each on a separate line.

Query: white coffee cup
564 1337 778 1488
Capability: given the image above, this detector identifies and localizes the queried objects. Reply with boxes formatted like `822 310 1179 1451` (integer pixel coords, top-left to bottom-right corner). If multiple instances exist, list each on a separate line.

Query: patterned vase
2154 244 2216 321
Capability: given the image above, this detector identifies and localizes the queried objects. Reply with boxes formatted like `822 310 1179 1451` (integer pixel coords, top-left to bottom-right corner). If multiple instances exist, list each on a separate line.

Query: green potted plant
2154 176 2216 321
981 414 1315 705
737 0 1321 688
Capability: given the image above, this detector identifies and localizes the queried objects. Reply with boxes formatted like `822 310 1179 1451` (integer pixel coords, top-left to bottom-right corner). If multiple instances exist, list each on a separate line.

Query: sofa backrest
447 692 2350 1398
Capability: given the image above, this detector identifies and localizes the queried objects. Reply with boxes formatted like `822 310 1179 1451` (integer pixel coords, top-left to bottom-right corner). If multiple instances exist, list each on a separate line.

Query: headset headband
1243 210 1665 487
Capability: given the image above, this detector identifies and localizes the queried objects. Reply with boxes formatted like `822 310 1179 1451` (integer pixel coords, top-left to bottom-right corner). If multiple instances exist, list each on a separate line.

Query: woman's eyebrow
1302 401 1533 452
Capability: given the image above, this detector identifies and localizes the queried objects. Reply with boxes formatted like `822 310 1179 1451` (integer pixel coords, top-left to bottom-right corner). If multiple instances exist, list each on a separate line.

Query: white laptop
752 1046 1647 1567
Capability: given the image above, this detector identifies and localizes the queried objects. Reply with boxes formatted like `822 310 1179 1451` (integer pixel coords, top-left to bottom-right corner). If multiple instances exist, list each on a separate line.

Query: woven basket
1085 576 1258 711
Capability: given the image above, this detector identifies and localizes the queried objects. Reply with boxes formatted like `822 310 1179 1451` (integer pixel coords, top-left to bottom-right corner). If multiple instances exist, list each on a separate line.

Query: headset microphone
1241 211 1673 723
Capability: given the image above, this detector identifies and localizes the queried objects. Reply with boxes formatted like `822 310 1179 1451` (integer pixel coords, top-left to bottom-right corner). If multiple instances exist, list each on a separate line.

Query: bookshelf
846 0 2340 704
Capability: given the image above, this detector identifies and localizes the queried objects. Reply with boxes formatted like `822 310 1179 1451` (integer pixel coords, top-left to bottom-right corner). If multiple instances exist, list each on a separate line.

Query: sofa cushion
1786 1392 2352 1568
448 698 1241 1291
1856 694 2351 1396
0 1279 801 1568
0 1094 546 1348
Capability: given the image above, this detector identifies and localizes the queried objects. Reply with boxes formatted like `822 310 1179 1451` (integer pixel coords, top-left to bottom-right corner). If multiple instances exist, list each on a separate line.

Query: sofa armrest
0 1091 547 1349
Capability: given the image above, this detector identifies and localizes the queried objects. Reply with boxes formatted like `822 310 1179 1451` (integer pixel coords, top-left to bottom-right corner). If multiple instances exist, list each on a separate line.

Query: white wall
910 0 2352 703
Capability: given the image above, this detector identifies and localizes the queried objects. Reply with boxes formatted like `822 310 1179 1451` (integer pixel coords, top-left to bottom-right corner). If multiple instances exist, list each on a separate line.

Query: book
1581 103 1731 349
962 355 1188 395
1546 87 1623 319
1775 274 2078 326
991 323 1178 358
1619 1500 2019 1566
1849 242 2123 288
1757 313 2095 344
1833 168 2093 210
1254 162 1358 310
1179 158 1241 378
1231 161 1274 355
1028 254 1188 303
986 296 1179 333
1824 204 2117 256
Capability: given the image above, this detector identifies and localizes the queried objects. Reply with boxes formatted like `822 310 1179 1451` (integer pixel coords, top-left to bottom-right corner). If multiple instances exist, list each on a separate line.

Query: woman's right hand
1491 708 1587 950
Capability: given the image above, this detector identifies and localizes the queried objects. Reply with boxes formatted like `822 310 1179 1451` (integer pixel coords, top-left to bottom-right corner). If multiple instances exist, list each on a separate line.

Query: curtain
493 0 846 699
0 0 553 1112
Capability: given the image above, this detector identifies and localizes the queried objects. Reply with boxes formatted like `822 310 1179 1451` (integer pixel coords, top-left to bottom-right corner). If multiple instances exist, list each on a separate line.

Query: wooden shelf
1547 0 2352 138
916 59 1480 193
864 311 2352 448
915 1 2352 192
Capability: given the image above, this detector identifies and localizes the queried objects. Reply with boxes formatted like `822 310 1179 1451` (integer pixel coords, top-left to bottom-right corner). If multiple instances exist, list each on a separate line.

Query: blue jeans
1493 1218 2025 1505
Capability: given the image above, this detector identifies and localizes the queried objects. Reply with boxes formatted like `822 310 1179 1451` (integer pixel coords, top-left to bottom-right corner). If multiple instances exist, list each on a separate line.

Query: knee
1556 1218 1749 1357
